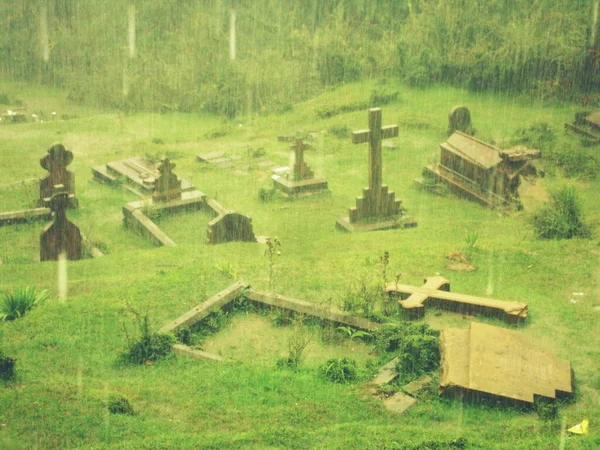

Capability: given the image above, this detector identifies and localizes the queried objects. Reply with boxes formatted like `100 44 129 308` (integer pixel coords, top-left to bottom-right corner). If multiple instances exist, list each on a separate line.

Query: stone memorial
336 108 416 232
39 143 78 209
447 105 474 135
40 185 82 261
565 110 600 141
273 138 329 197
152 157 181 203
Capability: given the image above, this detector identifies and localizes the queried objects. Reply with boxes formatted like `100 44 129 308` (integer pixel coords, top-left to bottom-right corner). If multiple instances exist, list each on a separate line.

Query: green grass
0 80 599 449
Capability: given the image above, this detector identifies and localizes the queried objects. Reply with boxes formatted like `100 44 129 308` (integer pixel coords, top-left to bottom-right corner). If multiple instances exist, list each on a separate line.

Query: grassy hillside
0 80 599 449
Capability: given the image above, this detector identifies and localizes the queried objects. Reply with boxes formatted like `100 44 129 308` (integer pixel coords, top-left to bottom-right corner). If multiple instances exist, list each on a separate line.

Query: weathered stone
439 322 574 404
273 138 329 197
448 105 473 135
336 108 415 232
40 185 82 261
207 211 257 245
39 143 78 208
386 276 528 324
152 157 181 203
0 207 51 227
372 357 400 386
565 110 600 141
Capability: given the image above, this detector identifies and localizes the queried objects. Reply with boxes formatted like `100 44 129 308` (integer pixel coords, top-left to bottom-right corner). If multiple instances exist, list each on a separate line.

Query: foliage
258 187 277 203
335 326 373 342
107 395 135 416
534 397 559 422
0 350 16 381
319 358 358 383
464 230 479 249
277 316 313 371
0 286 48 321
387 437 468 450
264 237 282 291
511 123 556 151
327 124 350 139
532 186 591 240
339 279 380 318
121 306 173 365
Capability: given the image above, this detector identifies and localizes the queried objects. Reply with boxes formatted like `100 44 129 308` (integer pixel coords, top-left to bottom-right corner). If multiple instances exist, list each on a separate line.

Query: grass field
0 80 599 449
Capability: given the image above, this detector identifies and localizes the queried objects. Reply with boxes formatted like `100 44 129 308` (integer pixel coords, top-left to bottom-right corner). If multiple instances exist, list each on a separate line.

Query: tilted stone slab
372 357 400 386
172 344 226 362
386 276 528 324
159 281 249 334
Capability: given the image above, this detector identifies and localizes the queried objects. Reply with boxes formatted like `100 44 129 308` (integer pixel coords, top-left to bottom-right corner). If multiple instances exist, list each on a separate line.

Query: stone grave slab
565 110 600 141
386 276 528 324
0 207 51 227
196 151 240 169
273 138 329 198
439 322 574 404
39 143 78 209
336 108 416 232
92 156 194 197
40 185 82 262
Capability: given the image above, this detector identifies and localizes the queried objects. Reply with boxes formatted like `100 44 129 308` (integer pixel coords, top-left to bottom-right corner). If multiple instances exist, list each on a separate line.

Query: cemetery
1 2 599 449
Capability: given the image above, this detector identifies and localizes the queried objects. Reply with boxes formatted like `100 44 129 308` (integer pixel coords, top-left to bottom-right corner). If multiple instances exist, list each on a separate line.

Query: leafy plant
336 326 373 342
0 350 16 381
339 279 380 318
464 230 479 249
532 186 591 240
0 286 48 321
319 358 358 383
121 306 173 365
277 316 313 370
264 237 282 291
258 187 277 203
107 395 135 415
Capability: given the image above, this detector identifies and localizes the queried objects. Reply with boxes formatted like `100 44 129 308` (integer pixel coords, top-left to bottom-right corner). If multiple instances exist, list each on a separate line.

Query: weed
277 316 313 370
535 397 558 422
511 123 556 151
0 350 16 380
107 395 135 415
0 286 48 321
532 186 591 240
464 230 479 249
215 259 236 280
339 278 379 318
380 251 395 316
258 187 277 203
120 306 173 365
174 327 193 346
319 358 358 383
0 93 8 104
264 237 282 291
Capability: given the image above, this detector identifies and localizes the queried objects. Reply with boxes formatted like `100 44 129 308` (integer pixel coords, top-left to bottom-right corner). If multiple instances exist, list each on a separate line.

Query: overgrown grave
272 138 329 198
336 108 417 232
565 110 600 141
95 156 257 246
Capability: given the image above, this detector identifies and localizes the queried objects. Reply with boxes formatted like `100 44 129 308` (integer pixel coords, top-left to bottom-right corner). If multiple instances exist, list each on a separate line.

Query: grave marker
273 138 328 197
447 105 473 135
39 143 78 208
152 157 182 203
40 185 82 261
336 108 415 232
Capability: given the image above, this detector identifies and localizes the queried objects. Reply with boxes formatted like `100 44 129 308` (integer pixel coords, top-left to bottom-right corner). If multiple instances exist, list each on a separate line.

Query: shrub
511 123 556 151
319 358 358 383
121 308 173 365
535 397 559 422
532 186 591 240
258 187 277 203
0 351 16 381
107 395 135 415
0 286 48 321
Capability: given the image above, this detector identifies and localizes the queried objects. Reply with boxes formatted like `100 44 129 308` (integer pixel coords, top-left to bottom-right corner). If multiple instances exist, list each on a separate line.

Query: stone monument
447 105 473 136
40 185 82 261
273 138 328 197
152 157 182 203
39 143 78 208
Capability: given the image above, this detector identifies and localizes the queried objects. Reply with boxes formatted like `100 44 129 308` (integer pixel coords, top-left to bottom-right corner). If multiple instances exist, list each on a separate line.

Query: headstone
273 138 328 197
39 143 78 208
336 108 415 232
447 106 473 135
291 139 313 181
207 212 257 245
152 157 181 203
40 185 82 261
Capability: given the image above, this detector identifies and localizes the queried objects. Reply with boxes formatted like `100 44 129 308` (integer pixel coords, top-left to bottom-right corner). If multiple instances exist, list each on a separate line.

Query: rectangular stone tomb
160 282 381 362
439 322 574 404
196 151 242 169
386 276 528 324
565 111 600 140
0 207 51 227
92 156 195 196
273 176 329 197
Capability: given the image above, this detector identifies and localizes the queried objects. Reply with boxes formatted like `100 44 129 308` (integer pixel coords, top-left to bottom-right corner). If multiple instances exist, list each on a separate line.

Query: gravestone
40 185 82 261
152 157 182 203
39 143 78 208
447 106 473 135
273 138 328 197
336 108 416 232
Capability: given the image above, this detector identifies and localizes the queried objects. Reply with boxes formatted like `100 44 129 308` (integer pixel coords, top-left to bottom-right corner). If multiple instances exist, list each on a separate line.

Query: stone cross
152 157 182 203
40 185 82 261
386 276 528 324
291 138 314 181
39 143 76 206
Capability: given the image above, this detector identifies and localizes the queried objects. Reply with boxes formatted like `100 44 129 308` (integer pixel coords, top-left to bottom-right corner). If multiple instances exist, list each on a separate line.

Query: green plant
278 316 313 371
264 237 282 291
327 124 351 139
319 358 358 383
336 326 373 342
107 395 135 415
121 306 173 365
0 286 48 321
258 187 277 203
535 397 559 422
215 259 236 279
339 279 379 318
464 230 479 249
0 350 16 381
532 186 591 240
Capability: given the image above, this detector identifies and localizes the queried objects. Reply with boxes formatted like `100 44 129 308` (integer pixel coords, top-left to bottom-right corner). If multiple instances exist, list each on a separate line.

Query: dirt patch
445 251 476 272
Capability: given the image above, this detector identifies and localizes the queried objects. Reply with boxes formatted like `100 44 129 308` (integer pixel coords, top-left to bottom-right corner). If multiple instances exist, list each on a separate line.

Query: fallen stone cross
336 108 416 232
40 185 82 261
39 143 78 208
386 276 528 324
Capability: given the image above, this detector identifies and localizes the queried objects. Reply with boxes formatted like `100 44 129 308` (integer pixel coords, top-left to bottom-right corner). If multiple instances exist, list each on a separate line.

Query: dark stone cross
152 157 182 203
39 143 77 207
40 185 82 262
291 138 314 181
349 108 401 221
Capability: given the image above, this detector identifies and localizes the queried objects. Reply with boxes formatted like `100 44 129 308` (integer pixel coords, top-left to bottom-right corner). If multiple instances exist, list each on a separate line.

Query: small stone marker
40 185 82 261
448 105 473 135
273 138 328 197
152 157 181 203
336 108 415 232
386 276 528 324
39 143 78 208
291 139 313 181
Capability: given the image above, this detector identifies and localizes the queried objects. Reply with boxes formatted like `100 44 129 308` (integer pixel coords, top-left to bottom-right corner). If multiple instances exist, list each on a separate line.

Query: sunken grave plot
565 110 600 141
336 107 416 233
416 131 541 209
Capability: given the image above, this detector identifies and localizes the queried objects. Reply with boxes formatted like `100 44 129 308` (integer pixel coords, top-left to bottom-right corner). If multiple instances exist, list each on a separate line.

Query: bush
319 358 358 383
511 123 556 151
258 187 277 203
0 351 16 381
535 397 559 422
121 308 173 365
107 395 135 415
0 286 48 321
532 186 591 240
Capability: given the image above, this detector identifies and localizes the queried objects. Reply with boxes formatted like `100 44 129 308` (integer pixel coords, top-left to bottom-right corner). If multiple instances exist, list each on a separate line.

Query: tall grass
0 286 48 321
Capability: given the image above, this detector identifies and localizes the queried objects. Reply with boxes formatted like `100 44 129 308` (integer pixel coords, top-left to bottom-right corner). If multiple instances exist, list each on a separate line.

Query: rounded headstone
448 106 473 136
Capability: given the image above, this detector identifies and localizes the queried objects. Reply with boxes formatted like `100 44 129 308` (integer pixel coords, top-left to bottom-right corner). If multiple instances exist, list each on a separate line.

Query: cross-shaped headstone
40 184 82 261
152 156 182 203
387 276 528 324
291 138 314 181
39 143 76 206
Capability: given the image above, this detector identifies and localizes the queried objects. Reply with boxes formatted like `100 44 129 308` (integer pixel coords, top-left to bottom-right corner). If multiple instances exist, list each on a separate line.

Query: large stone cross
152 156 182 203
39 143 76 207
352 108 398 192
40 184 82 261
386 276 528 324
292 138 314 181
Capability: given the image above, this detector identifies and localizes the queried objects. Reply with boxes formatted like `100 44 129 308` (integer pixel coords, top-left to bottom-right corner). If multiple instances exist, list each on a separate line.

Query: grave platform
273 176 329 198
565 111 600 141
0 207 51 227
336 214 417 233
